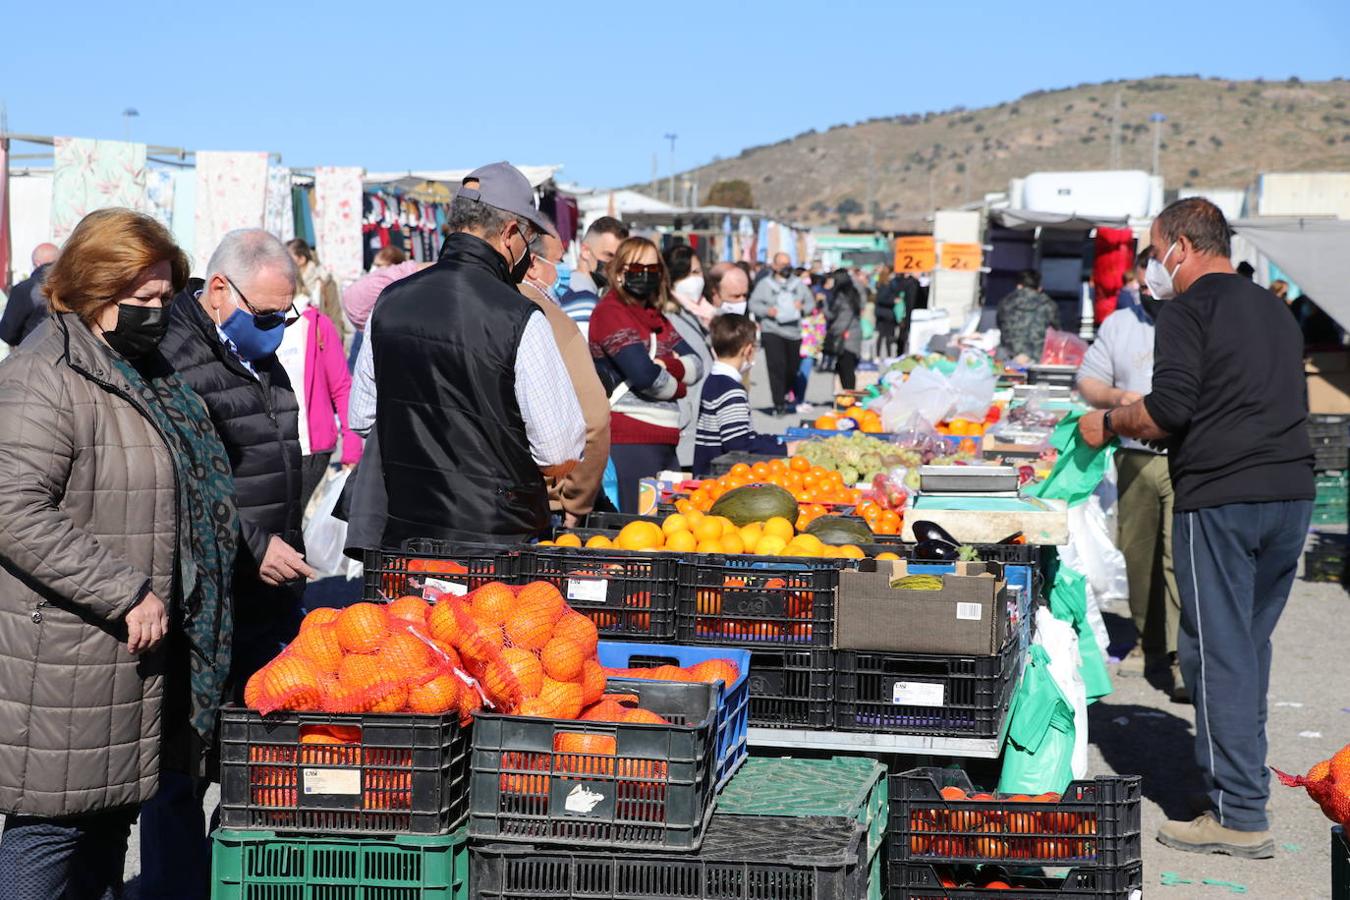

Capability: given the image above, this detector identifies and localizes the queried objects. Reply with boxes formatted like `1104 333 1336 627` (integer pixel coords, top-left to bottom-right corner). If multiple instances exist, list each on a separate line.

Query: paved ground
104 358 1350 896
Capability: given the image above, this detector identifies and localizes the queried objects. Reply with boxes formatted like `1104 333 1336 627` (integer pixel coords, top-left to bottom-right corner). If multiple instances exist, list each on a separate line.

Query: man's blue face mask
552 261 572 300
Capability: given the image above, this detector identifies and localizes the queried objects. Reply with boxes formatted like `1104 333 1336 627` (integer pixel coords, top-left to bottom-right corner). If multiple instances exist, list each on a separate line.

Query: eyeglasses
624 263 662 275
223 275 299 328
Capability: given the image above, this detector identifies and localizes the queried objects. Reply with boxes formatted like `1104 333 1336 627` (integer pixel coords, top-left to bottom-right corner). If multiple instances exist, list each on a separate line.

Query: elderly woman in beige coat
0 209 238 899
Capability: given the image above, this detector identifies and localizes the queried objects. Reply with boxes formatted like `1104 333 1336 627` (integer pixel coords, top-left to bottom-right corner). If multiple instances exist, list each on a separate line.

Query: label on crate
720 590 788 619
955 602 983 621
302 767 361 795
551 779 615 819
423 577 468 600
566 577 608 603
889 680 945 707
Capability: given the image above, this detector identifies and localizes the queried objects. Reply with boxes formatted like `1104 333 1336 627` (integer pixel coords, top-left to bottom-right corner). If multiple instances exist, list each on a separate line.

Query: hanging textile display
1091 227 1135 326
292 185 316 248
0 138 11 292
264 166 295 242
51 137 148 242
9 173 52 277
722 215 733 263
313 166 364 285
169 168 196 265
738 215 755 263
142 166 175 230
193 150 268 274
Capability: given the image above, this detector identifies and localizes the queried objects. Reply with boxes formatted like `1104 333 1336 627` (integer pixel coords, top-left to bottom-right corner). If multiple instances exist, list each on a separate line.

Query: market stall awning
1232 217 1350 329
363 165 563 191
990 209 1130 232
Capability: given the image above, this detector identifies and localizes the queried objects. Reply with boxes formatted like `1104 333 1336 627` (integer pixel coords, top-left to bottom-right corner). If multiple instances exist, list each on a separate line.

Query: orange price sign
940 242 983 271
893 236 936 273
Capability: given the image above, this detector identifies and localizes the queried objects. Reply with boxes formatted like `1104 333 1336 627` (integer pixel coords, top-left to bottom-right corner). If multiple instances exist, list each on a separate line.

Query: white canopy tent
1232 217 1350 329
362 165 563 192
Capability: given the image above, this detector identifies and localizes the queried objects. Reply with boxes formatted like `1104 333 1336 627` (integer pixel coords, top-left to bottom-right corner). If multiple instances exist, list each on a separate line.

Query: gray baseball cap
456 161 558 238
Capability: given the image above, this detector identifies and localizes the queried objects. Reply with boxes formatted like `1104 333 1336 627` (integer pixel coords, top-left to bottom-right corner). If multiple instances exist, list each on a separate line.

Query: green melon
803 515 875 546
709 483 800 527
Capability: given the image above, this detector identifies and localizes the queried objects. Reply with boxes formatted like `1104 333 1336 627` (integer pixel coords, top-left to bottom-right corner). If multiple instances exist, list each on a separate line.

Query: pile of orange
908 788 1102 861
854 499 903 536
681 456 862 515
813 407 884 433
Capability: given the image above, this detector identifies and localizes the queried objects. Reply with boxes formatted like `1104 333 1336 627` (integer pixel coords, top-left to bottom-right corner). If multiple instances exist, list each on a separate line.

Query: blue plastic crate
597 641 750 790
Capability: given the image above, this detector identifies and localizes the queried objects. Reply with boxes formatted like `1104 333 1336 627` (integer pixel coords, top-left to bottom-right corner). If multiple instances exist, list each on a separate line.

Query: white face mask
1144 242 1181 301
674 275 705 302
739 352 755 374
719 300 748 316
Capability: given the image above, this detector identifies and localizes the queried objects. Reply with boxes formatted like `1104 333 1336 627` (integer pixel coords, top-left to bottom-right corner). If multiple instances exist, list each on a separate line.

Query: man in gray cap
369 161 586 546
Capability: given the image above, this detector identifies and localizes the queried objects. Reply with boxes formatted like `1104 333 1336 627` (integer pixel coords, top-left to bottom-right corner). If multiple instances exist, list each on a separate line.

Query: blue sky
3 0 1347 187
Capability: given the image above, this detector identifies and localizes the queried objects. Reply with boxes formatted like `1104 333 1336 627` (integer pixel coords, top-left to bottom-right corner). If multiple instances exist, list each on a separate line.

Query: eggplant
913 538 961 561
911 520 960 545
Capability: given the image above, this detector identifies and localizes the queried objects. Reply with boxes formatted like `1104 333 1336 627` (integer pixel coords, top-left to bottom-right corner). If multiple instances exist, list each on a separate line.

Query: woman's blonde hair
605 236 669 309
45 208 190 325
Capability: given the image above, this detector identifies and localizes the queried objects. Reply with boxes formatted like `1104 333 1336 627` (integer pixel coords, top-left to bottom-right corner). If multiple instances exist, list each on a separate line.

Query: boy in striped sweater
693 314 796 475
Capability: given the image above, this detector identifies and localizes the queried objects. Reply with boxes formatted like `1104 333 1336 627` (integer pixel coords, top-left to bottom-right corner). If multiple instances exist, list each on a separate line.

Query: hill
636 76 1350 230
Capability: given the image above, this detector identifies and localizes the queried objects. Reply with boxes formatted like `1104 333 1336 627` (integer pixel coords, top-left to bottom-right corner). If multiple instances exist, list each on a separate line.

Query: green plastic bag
998 645 1076 795
1025 411 1116 508
1045 554 1113 703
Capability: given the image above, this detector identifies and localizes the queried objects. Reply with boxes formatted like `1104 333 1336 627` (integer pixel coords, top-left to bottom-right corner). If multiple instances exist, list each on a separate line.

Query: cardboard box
835 560 1010 656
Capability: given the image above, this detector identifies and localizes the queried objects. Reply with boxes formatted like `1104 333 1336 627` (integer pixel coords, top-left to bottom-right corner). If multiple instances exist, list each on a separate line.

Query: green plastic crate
210 827 468 900
718 756 888 899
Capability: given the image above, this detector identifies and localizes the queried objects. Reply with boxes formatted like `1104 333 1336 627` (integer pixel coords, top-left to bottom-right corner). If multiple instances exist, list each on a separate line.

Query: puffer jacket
0 313 182 817
159 281 304 686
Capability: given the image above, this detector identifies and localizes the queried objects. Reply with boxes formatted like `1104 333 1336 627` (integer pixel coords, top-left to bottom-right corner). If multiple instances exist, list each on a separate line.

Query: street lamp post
122 107 140 142
1149 113 1166 176
664 133 678 205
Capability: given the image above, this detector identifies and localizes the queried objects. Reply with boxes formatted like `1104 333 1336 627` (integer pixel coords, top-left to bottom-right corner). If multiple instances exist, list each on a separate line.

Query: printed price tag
567 578 608 603
891 681 946 707
894 236 936 273
940 242 983 271
302 768 361 795
956 602 984 621
423 577 468 600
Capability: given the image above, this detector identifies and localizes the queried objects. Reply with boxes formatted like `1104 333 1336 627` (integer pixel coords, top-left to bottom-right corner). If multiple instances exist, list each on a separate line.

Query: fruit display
678 457 863 516
905 789 1104 861
796 432 972 487
603 658 742 687
812 406 885 433
1274 742 1350 828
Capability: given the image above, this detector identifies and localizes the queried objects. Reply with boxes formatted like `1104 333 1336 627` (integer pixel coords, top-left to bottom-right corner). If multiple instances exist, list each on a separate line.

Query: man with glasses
369 161 585 547
147 228 312 900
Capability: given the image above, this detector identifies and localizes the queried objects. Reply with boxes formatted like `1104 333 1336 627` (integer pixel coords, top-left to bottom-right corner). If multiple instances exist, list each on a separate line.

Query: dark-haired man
562 215 629 337
996 269 1057 362
1079 197 1314 859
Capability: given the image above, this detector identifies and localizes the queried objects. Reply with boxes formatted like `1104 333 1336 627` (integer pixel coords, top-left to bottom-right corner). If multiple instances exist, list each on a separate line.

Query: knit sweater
693 362 786 475
589 291 702 446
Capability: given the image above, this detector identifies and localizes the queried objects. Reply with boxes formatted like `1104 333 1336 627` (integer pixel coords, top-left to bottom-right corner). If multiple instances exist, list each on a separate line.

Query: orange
554 532 583 548
516 582 566 623
789 455 811 473
427 599 468 646
553 732 617 775
940 786 968 801
875 551 901 561
301 607 341 632
291 622 344 674
762 516 794 542
378 630 434 676
665 530 697 553
729 462 752 479
540 636 586 682
814 413 840 430
537 540 556 546
693 517 724 544
386 595 431 627
835 544 866 559
755 535 787 556
335 603 390 654
720 532 745 554
787 533 824 556
620 707 668 725
503 604 557 652
674 498 696 515
538 676 584 720
260 655 325 712
553 613 599 657
710 516 737 536
585 534 614 549
661 513 689 536
739 523 763 553
471 582 519 627
683 508 706 529
616 520 664 551
696 538 723 554
687 659 740 686
579 659 608 706
499 646 545 697
750 462 772 481
407 673 461 714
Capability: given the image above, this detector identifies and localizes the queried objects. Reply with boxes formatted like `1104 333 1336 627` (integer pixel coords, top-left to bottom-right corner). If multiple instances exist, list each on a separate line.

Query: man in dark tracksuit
1079 197 1314 859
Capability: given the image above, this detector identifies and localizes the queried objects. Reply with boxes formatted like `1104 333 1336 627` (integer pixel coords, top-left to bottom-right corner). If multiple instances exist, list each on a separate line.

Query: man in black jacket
0 242 59 346
1079 198 1314 859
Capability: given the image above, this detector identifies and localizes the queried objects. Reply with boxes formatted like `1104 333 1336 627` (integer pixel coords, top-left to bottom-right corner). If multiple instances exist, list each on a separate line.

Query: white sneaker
796 403 815 413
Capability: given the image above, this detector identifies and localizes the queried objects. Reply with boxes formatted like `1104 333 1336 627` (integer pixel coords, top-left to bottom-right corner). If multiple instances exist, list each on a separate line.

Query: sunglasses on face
624 263 662 275
224 275 299 328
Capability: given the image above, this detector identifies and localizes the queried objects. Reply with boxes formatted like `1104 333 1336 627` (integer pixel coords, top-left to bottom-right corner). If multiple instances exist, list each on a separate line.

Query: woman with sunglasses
589 236 704 513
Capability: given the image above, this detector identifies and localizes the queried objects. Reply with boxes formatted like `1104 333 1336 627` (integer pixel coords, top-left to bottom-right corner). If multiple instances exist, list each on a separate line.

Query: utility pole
651 153 658 192
1109 90 1122 169
664 133 678 205
1150 113 1166 176
122 107 139 141
865 142 876 225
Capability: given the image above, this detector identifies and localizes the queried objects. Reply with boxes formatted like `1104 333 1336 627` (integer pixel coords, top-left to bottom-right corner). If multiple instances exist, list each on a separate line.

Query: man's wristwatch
1103 409 1116 436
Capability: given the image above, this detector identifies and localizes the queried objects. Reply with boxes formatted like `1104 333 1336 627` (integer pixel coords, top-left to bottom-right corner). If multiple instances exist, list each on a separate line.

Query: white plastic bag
303 467 357 580
1032 607 1089 779
882 364 954 431
948 349 998 418
1058 497 1125 656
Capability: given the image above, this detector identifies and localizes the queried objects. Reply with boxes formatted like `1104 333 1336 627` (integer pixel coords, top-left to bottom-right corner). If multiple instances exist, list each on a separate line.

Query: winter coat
0 314 182 817
298 307 362 464
827 287 864 355
158 282 304 678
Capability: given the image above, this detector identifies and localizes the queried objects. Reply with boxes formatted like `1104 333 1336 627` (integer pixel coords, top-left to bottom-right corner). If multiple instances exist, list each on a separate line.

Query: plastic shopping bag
948 349 998 419
1025 412 1116 508
1059 498 1126 656
1041 329 1088 366
997 644 1077 796
1033 608 1090 780
1045 553 1113 704
882 364 954 431
303 467 355 580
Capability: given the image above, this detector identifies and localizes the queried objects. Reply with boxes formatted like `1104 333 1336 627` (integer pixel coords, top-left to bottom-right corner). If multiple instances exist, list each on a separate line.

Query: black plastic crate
516 546 679 641
361 539 516 602
468 678 720 851
1310 414 1350 441
835 634 1022 739
471 815 867 900
890 861 1143 899
1317 447 1350 472
889 768 1141 869
1305 532 1349 584
1334 826 1348 899
583 510 678 530
218 708 471 836
742 646 835 728
677 554 839 647
707 451 782 476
